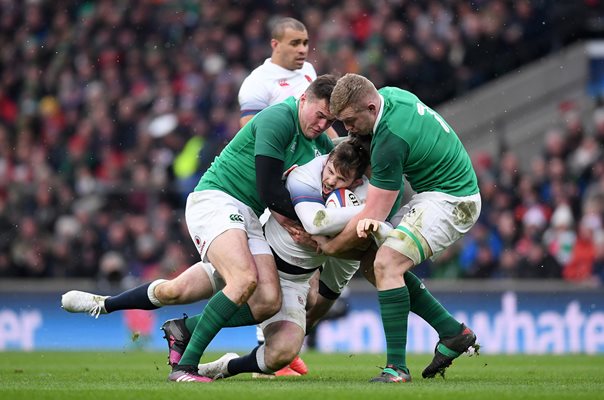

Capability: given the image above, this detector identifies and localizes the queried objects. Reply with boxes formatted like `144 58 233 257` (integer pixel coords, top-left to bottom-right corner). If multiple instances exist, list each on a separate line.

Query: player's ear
270 38 279 51
349 178 364 190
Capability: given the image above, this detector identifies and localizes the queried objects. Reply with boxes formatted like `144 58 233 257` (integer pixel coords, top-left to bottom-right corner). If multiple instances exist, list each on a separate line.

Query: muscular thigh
155 262 217 304
252 253 279 289
207 228 257 282
263 320 305 356
245 253 281 311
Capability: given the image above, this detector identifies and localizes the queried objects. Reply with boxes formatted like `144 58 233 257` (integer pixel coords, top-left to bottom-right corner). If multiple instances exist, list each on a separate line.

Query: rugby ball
325 188 360 208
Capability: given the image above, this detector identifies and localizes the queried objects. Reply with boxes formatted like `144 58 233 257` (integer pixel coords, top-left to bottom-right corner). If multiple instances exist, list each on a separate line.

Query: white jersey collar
264 58 295 74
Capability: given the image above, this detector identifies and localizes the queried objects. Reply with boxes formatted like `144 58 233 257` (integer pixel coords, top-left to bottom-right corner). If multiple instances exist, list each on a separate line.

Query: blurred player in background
238 17 338 139
316 73 482 383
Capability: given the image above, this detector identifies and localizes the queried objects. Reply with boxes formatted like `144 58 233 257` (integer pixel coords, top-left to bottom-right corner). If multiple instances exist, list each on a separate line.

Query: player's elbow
303 224 323 236
304 210 331 236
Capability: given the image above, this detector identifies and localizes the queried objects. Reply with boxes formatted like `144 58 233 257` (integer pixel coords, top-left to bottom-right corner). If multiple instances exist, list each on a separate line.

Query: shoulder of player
379 87 421 109
252 100 297 130
291 155 327 176
286 156 325 190
301 62 317 77
239 69 271 91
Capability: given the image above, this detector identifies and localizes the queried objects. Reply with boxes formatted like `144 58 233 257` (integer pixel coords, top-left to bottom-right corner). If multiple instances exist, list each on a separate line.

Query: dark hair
306 74 338 103
271 17 307 40
328 136 370 180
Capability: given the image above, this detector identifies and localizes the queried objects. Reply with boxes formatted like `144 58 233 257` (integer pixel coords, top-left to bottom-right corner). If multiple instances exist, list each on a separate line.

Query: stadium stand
0 0 602 286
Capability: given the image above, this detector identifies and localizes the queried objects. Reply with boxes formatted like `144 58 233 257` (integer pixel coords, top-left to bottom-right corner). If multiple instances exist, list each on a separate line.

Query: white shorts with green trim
185 190 271 262
383 191 481 265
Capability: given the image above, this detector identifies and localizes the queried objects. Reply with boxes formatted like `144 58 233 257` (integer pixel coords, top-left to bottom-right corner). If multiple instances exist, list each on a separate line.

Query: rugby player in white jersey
193 137 370 378
61 137 371 379
238 17 338 142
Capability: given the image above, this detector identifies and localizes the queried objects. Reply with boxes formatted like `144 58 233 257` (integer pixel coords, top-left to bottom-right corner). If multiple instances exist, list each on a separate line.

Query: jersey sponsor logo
278 79 289 87
229 213 244 223
304 75 312 82
297 295 305 306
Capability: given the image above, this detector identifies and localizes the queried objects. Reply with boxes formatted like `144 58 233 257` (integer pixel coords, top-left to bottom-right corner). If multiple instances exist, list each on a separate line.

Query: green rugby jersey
195 97 334 216
371 87 478 197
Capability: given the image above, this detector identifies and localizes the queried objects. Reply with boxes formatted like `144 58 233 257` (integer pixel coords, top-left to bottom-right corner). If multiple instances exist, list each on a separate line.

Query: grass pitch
1 351 602 400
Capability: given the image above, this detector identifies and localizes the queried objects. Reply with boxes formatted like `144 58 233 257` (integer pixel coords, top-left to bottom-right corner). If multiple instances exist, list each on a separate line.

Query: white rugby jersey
238 59 317 117
265 155 367 269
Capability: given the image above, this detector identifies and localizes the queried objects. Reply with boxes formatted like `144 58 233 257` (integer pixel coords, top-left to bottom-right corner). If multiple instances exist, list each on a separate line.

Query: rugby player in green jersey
316 73 482 383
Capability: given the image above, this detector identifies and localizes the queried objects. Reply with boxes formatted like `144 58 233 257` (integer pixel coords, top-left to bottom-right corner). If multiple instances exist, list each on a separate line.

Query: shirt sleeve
253 104 295 161
369 130 408 191
238 76 271 117
287 164 365 236
256 155 298 220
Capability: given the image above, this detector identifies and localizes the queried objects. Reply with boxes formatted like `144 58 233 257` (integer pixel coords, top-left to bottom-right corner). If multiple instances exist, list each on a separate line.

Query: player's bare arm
315 184 398 255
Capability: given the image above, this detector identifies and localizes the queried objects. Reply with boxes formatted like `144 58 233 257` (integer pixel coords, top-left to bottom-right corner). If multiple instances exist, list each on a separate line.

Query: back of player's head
305 74 338 103
329 136 370 180
271 17 307 40
330 73 378 116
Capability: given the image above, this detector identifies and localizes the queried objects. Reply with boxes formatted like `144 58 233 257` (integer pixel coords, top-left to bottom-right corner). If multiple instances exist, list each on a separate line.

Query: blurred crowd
420 101 604 286
0 0 601 286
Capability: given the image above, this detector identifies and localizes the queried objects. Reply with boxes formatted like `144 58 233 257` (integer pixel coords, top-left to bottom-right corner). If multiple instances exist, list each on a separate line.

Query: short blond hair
330 73 378 116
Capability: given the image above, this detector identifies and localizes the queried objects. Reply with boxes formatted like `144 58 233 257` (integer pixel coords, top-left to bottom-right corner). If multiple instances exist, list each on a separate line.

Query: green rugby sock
184 303 258 332
405 271 461 338
222 303 258 327
178 291 240 366
378 286 410 373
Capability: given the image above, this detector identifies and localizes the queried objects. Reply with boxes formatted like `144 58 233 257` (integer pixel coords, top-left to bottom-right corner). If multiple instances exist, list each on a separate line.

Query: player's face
273 28 309 70
337 106 376 136
298 94 335 140
321 159 356 196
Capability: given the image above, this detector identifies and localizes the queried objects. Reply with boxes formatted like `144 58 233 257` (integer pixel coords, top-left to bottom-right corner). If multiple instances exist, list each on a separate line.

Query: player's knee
253 290 281 321
155 280 184 305
264 342 297 370
373 255 390 280
228 269 258 301
374 254 408 283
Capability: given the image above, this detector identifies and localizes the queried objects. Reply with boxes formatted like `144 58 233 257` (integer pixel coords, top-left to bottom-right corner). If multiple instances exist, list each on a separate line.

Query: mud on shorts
384 191 481 265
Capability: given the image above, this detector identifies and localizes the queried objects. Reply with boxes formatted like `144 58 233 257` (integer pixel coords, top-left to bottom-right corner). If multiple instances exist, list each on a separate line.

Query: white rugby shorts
384 191 481 265
185 190 271 262
259 271 314 332
319 258 359 296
